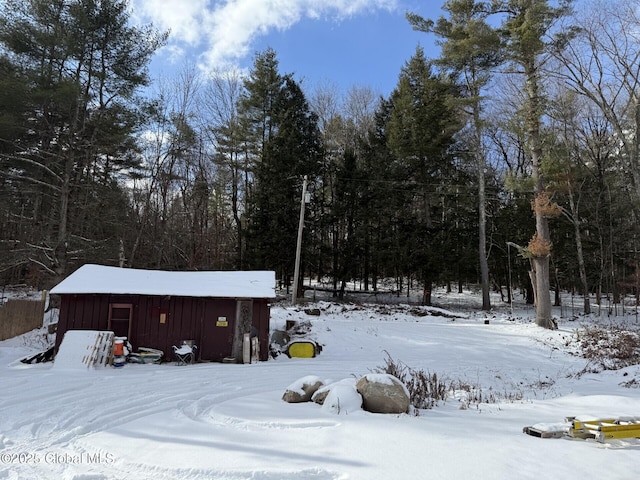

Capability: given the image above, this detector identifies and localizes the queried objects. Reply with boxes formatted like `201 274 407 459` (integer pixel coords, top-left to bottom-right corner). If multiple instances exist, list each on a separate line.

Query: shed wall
55 294 270 362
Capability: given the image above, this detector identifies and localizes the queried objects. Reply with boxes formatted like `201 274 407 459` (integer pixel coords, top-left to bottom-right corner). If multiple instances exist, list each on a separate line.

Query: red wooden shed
50 264 276 362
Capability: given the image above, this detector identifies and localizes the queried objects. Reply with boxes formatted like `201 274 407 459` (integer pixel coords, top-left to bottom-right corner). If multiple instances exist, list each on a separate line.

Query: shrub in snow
356 373 410 414
574 325 640 372
282 375 324 403
377 352 451 410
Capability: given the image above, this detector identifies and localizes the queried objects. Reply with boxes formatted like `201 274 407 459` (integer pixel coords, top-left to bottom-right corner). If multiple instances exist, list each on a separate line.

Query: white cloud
131 0 210 45
131 0 399 70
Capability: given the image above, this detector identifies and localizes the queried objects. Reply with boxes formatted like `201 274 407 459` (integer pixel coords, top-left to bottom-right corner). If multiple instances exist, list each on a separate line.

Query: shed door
200 299 236 361
108 303 133 339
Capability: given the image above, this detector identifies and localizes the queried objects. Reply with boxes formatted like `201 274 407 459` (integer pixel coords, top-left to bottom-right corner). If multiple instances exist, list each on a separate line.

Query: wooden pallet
54 330 114 369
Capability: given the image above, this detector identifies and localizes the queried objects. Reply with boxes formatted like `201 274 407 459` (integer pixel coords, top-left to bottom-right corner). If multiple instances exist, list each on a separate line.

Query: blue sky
130 0 441 97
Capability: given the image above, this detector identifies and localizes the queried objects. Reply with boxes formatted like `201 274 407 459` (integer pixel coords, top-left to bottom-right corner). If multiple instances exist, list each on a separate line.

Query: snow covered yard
0 295 639 480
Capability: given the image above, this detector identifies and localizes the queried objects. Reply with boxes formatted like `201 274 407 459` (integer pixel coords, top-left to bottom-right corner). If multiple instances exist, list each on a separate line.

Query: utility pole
507 241 524 316
292 176 308 304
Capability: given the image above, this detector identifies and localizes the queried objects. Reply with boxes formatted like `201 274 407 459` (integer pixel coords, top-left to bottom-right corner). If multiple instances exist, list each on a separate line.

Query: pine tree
358 98 399 291
495 0 573 329
408 0 502 310
242 51 322 287
331 148 362 298
386 47 462 302
0 0 166 283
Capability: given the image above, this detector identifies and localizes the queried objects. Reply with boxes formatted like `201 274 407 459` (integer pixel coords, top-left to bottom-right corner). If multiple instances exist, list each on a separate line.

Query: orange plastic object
113 340 124 356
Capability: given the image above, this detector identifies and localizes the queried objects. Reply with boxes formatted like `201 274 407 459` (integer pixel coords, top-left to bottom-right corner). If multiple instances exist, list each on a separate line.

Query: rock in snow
285 373 408 415
356 373 410 414
321 382 363 415
282 375 325 403
312 377 358 405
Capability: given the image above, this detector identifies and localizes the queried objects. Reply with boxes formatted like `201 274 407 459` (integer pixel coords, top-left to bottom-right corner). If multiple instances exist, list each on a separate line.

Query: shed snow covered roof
50 264 276 299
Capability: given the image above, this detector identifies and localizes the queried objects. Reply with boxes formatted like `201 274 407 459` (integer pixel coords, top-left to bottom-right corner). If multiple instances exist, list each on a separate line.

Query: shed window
108 303 133 339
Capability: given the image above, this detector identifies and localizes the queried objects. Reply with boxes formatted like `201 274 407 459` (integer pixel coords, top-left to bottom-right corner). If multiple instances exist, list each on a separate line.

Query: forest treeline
1 0 640 318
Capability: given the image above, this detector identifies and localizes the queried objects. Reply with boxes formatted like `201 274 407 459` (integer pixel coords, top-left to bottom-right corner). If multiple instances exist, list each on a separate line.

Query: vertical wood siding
55 294 271 362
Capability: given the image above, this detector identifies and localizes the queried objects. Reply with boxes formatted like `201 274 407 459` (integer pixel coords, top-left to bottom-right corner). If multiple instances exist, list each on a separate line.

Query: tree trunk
554 267 561 307
477 129 491 311
232 300 253 362
232 166 244 269
531 203 554 328
525 55 555 329
567 188 591 314
528 268 537 307
54 154 74 284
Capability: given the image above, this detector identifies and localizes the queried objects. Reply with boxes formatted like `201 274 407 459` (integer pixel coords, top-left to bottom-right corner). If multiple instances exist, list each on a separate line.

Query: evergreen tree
495 0 573 328
239 48 283 168
386 47 463 303
243 53 322 286
358 98 399 291
331 148 362 297
0 0 166 284
408 0 502 309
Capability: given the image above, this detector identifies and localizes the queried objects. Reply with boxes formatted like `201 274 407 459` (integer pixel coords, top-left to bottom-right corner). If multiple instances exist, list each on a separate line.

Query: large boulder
321 382 362 415
282 375 324 403
311 385 330 405
312 378 357 405
356 373 410 414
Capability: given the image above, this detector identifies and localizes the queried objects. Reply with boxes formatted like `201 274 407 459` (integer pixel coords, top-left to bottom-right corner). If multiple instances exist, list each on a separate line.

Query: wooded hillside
1 0 638 320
